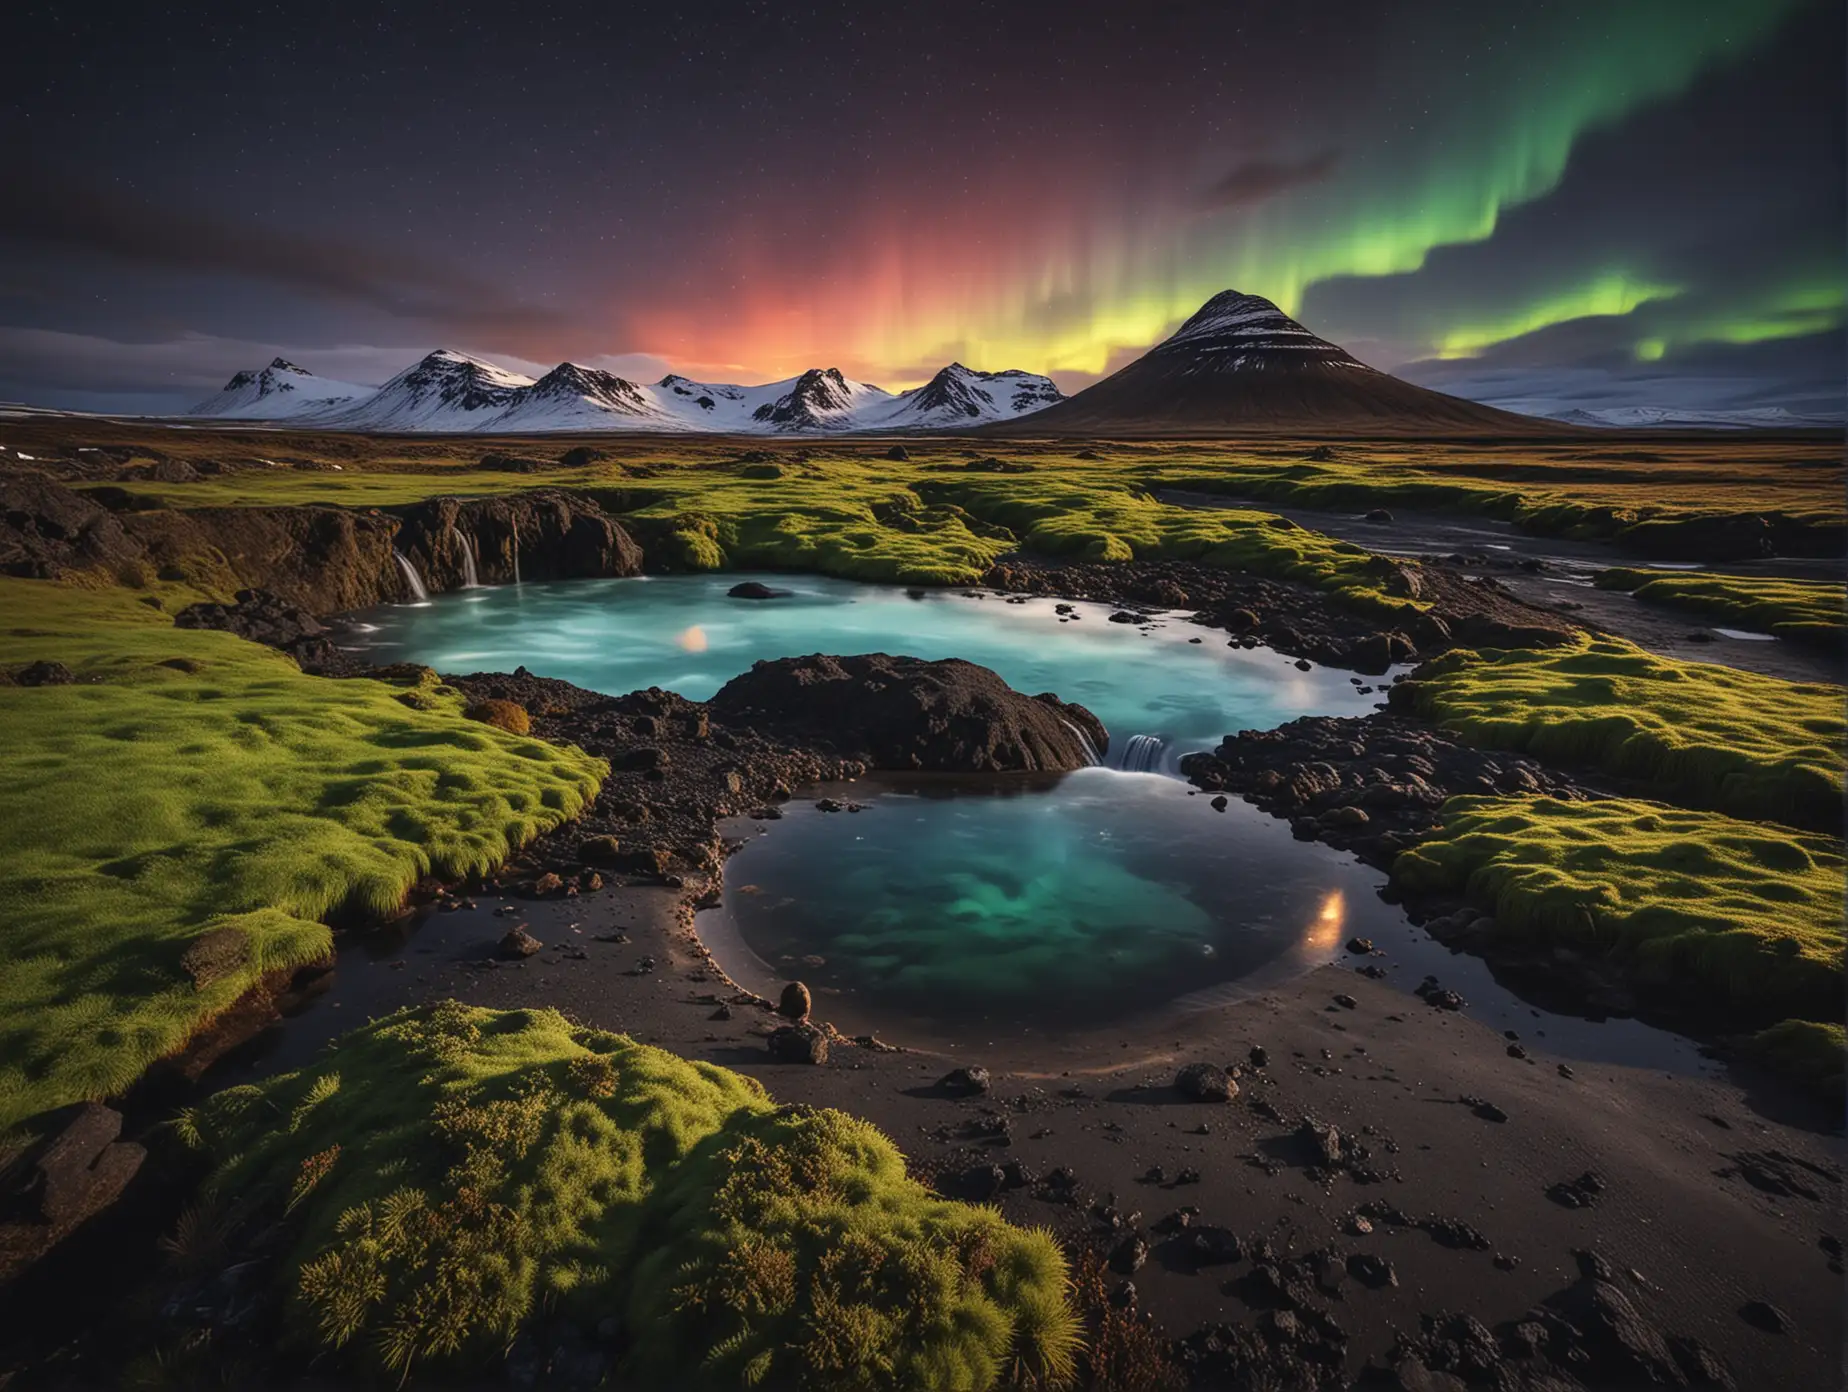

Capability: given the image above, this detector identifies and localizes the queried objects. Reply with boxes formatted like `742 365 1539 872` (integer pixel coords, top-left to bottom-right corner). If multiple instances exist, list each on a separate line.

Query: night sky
2 0 1841 417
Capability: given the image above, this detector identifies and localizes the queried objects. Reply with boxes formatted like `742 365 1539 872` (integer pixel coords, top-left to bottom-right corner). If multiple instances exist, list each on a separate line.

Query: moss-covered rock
1394 795 1844 1024
1398 635 1843 828
180 1004 1080 1387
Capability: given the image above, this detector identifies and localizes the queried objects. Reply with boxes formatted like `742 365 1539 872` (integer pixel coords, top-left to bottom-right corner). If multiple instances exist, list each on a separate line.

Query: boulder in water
709 653 1107 772
728 580 791 600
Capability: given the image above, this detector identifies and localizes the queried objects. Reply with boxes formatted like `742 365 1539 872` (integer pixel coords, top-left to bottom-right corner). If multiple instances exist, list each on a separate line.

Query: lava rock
1110 1232 1150 1274
727 581 790 600
938 1065 992 1096
710 653 1108 773
1175 1062 1238 1102
1738 1300 1791 1334
777 980 812 1021
1346 1252 1398 1288
766 1023 828 1065
498 925 543 959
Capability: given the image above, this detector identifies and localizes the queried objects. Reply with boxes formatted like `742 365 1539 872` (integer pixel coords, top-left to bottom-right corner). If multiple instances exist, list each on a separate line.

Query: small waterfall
510 516 521 585
1119 734 1166 774
392 550 429 603
454 526 481 588
1060 719 1102 767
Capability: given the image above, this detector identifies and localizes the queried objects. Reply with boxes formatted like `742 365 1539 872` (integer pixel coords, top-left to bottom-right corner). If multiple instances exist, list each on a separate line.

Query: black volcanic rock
709 653 1107 772
985 288 1547 436
388 491 643 590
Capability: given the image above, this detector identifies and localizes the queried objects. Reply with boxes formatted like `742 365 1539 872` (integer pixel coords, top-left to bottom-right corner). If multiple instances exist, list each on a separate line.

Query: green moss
1394 795 1844 1022
627 1105 1079 1391
1149 443 1845 554
85 451 1426 608
1743 1019 1845 1095
183 1004 1080 1387
1594 568 1845 645
0 581 605 1140
1402 635 1844 827
912 475 1424 616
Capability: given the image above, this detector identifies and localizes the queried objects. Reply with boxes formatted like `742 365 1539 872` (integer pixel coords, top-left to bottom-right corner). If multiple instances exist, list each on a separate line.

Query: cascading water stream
510 517 521 585
1060 719 1102 767
392 551 429 603
454 526 480 588
1118 733 1167 774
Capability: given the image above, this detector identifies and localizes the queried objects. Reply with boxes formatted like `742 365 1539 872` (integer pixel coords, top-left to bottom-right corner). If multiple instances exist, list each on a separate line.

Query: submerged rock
728 581 790 600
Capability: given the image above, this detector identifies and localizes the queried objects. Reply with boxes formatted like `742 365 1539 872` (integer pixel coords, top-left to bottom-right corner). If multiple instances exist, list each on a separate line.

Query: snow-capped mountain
1548 405 1845 429
189 358 367 418
749 368 892 430
871 364 1063 428
188 350 1062 433
315 350 536 431
1156 292 1373 373
991 288 1540 435
493 362 668 430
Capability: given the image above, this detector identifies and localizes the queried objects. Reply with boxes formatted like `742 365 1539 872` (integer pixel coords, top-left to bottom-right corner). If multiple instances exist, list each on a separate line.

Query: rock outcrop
709 654 1108 772
388 491 643 591
0 479 643 612
0 1104 147 1285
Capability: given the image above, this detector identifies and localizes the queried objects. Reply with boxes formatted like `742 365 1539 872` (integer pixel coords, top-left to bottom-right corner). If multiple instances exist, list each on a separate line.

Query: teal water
713 770 1399 1030
346 572 1390 765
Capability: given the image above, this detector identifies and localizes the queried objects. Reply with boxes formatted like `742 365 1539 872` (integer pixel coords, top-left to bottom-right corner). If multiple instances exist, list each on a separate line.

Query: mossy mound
0 581 604 1140
1594 568 1846 645
1401 635 1844 827
1743 1019 1846 1096
182 1004 1080 1388
1394 795 1844 1024
627 1106 1079 1390
466 696 532 734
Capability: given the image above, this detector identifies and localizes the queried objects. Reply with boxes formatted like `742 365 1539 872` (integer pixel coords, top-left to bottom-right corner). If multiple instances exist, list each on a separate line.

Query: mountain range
191 354 1065 434
190 291 1587 435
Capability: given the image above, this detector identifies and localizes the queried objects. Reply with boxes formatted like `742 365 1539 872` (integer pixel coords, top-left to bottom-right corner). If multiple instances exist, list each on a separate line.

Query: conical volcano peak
1156 290 1356 366
983 288 1540 435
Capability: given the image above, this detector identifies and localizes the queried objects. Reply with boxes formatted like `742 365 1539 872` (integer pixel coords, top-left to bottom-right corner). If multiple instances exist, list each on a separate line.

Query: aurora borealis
0 0 1840 417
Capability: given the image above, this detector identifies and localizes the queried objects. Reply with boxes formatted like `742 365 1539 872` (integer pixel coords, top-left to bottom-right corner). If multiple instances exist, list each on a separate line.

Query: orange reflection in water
677 625 709 652
1302 889 1346 955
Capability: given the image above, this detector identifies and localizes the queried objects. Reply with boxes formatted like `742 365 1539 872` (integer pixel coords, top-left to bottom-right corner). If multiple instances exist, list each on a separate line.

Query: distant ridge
985 291 1550 436
190 353 1064 434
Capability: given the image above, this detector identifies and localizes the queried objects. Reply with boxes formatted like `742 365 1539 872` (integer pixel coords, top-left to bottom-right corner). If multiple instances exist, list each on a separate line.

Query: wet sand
1158 489 1843 686
224 843 1844 1390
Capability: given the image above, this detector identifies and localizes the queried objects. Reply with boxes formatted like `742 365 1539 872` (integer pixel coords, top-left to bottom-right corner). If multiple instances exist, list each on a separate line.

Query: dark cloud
1198 150 1341 211
0 163 574 342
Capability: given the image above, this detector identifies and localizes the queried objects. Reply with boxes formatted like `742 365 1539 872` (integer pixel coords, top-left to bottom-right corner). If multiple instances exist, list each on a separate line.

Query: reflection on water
343 572 1394 767
712 770 1401 1031
1303 889 1346 956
